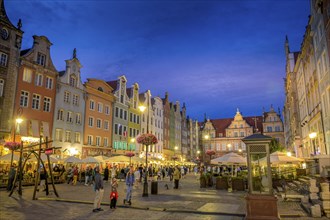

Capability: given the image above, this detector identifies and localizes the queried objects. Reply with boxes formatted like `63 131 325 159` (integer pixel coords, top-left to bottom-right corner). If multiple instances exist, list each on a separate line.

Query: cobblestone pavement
0 173 325 220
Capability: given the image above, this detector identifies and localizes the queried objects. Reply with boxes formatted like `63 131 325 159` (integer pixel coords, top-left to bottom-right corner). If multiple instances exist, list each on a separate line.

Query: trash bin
151 181 158 194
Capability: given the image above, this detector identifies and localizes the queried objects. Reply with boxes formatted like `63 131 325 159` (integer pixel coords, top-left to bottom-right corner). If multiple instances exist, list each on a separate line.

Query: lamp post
139 99 149 197
203 134 209 164
309 132 317 155
174 146 178 166
10 118 23 167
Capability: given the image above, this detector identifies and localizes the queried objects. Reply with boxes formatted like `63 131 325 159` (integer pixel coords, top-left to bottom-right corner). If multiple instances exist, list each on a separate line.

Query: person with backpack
123 166 134 205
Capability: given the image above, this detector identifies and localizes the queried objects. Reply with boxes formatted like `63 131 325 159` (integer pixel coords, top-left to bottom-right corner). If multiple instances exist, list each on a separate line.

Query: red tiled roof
206 116 263 137
106 80 117 91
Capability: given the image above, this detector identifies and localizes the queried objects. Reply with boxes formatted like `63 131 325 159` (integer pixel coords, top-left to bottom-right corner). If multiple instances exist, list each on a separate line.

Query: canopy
63 156 82 163
94 155 110 163
28 154 58 163
211 152 247 165
258 151 304 165
82 156 99 164
106 155 144 163
0 153 21 163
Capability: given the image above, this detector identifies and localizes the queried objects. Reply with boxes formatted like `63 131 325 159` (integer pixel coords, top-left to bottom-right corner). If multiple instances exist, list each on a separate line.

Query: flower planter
232 178 245 191
216 177 229 190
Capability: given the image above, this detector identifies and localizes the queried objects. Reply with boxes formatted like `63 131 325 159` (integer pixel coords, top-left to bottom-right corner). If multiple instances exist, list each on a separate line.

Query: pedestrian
7 164 16 191
168 166 173 181
72 166 79 185
93 166 104 212
123 166 134 205
134 168 141 189
110 177 118 209
85 166 91 186
103 166 109 182
173 166 181 189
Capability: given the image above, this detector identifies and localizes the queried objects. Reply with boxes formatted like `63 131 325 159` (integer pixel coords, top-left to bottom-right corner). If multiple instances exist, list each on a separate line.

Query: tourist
173 166 181 189
110 177 118 209
93 166 104 212
124 166 134 205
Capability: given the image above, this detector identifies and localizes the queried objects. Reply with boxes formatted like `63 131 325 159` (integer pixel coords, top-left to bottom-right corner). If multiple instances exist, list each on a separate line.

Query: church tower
0 0 24 141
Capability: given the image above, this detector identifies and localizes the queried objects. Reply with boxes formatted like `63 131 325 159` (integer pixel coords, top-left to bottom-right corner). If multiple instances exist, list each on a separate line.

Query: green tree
269 138 284 153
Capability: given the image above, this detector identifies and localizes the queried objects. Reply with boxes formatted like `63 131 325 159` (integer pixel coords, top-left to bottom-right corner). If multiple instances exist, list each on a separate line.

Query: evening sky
6 0 310 121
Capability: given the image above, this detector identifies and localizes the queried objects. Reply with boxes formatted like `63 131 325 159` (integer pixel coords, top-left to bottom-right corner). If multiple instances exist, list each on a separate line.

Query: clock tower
0 0 24 141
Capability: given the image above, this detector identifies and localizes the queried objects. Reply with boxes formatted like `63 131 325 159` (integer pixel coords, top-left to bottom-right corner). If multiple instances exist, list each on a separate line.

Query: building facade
52 49 85 158
181 103 188 161
14 35 58 145
127 83 140 153
0 0 23 145
262 106 285 148
83 78 115 157
162 92 172 160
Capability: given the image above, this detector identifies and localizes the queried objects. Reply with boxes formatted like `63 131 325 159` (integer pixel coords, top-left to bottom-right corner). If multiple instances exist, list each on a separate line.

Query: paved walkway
0 173 323 220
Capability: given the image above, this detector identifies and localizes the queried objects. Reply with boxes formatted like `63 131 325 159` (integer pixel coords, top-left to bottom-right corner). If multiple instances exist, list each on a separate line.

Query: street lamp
139 97 150 197
174 146 178 166
309 132 317 155
13 118 23 142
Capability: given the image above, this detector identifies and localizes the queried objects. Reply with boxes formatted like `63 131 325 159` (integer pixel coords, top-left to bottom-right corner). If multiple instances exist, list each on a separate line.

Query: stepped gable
244 116 263 133
210 118 232 137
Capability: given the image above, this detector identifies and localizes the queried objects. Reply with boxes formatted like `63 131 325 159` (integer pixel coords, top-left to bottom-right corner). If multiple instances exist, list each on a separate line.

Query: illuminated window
23 68 32 83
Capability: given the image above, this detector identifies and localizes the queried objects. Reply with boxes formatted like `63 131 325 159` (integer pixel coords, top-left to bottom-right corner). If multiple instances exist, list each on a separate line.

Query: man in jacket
93 166 104 212
173 166 181 189
124 166 134 205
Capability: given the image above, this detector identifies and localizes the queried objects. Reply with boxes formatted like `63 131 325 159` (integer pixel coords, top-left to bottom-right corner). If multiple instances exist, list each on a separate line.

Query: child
110 177 118 209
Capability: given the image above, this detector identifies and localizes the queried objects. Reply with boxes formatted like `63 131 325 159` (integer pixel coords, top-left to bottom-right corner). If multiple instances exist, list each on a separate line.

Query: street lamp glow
197 150 200 154
16 118 23 124
286 152 292 157
238 149 242 152
204 134 210 140
130 138 135 143
174 146 178 150
138 105 146 113
309 132 317 139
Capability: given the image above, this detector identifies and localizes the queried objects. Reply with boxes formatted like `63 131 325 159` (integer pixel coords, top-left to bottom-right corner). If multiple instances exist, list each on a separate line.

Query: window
275 126 281 132
240 131 244 137
234 132 238 137
104 120 109 130
55 129 63 141
0 79 4 97
73 94 79 106
75 132 80 143
64 91 70 103
137 116 140 124
97 103 103 113
45 77 53 89
120 109 123 118
130 113 133 122
20 91 29 107
120 95 124 103
32 94 41 110
57 109 64 120
43 97 51 112
115 107 119 117
89 100 95 110
66 111 73 123
35 74 43 86
87 135 93 145
0 52 8 66
133 114 136 123
267 126 273 132
69 74 76 87
114 124 118 135
23 68 32 83
96 119 102 128
105 105 110 115
76 113 81 124
124 110 127 120
222 143 226 151
96 136 101 146
104 137 108 147
65 130 71 142
37 53 46 66
88 117 94 127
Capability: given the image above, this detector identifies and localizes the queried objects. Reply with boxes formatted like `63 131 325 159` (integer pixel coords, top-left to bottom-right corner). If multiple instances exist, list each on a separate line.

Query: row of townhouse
0 1 200 161
284 0 330 159
199 107 285 164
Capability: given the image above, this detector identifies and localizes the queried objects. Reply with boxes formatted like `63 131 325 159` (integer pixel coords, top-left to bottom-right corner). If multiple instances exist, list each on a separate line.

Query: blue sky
6 0 310 121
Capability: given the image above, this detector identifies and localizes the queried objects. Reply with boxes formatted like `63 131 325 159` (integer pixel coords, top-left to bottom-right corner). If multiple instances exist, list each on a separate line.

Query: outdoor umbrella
29 154 58 163
0 153 21 163
258 151 304 165
82 156 99 164
105 155 130 163
63 156 82 163
211 152 247 165
94 155 110 163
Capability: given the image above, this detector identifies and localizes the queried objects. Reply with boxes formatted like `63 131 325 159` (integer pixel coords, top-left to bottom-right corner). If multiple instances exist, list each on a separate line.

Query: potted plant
216 176 229 190
232 176 245 191
200 174 207 188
